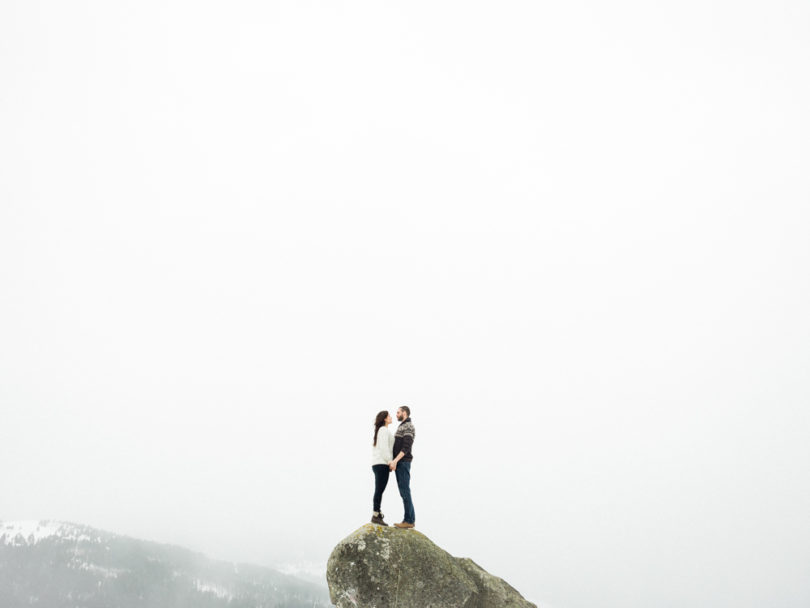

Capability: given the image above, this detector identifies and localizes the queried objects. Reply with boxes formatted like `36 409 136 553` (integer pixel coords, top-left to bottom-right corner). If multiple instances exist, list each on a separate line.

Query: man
389 406 416 529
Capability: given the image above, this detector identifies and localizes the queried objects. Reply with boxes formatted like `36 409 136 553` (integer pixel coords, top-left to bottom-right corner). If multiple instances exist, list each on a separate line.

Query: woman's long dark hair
373 411 388 446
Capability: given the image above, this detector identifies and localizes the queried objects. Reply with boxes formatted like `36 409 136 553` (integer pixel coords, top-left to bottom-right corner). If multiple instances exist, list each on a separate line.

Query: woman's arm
386 429 395 459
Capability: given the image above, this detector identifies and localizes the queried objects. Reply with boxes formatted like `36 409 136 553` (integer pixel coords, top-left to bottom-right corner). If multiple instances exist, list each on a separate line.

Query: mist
1 1 809 607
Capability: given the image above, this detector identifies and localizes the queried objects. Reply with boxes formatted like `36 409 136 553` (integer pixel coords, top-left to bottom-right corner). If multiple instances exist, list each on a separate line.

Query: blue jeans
372 464 390 512
395 461 415 524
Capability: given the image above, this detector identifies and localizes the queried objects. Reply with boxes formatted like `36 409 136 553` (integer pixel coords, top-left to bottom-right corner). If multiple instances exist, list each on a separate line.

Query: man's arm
389 431 413 470
389 450 406 470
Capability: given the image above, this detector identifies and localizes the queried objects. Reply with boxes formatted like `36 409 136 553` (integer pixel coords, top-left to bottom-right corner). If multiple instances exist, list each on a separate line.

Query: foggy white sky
1 1 809 607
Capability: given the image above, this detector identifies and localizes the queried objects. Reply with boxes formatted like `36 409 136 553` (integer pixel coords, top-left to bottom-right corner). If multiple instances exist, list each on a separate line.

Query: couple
371 406 416 529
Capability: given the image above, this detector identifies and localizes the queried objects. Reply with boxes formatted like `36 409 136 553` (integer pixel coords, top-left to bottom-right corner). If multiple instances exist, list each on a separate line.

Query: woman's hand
388 461 397 471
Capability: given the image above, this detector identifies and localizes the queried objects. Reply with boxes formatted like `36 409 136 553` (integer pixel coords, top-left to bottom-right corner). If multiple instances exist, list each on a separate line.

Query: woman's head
373 410 391 445
375 410 390 426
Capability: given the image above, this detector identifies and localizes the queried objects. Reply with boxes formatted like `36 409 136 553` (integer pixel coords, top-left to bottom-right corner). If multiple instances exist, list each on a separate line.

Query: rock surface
327 524 537 608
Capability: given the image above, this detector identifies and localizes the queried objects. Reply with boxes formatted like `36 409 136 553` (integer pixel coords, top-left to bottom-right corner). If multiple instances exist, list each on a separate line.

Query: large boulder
326 524 537 608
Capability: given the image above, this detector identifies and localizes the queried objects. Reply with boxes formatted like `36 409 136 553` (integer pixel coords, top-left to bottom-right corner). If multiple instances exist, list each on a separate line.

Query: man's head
396 406 411 422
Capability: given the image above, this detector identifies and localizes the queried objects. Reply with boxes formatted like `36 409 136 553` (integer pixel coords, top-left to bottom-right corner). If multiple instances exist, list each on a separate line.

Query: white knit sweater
371 427 394 465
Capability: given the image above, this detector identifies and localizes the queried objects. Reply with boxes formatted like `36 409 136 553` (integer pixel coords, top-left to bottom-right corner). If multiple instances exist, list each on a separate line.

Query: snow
74 561 122 579
275 559 328 582
0 520 101 546
194 579 234 600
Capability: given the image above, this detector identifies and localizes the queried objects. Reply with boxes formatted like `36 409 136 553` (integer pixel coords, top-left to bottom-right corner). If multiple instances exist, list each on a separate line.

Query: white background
2 2 809 607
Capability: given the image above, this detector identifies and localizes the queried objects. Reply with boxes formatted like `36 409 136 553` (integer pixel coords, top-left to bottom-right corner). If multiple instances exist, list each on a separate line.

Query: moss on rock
326 524 537 608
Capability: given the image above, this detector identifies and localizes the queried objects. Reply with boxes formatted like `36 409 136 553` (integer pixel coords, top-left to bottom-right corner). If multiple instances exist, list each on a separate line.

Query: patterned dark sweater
393 418 416 462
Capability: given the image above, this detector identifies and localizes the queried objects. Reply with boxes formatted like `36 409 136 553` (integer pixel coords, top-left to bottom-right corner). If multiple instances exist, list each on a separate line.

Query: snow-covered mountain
1 520 104 546
0 520 330 608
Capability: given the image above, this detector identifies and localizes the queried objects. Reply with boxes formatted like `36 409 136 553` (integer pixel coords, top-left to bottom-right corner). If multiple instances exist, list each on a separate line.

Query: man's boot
371 512 388 526
394 522 415 529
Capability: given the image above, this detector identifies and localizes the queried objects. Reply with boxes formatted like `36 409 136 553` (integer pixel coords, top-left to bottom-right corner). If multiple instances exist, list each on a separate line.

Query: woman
371 410 394 526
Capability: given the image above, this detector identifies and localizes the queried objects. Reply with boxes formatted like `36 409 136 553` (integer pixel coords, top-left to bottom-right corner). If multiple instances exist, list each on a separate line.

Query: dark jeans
395 461 415 524
372 464 390 512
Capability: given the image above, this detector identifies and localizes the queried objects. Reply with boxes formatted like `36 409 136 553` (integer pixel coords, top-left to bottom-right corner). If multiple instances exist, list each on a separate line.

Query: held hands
388 461 397 472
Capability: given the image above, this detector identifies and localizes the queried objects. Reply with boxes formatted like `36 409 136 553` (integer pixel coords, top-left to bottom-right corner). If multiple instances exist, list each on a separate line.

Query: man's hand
388 461 397 471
